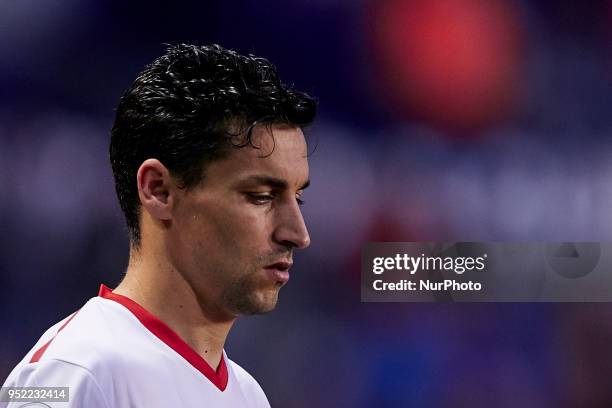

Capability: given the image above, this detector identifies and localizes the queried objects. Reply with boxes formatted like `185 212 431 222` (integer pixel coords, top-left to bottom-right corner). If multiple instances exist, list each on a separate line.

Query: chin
240 291 280 315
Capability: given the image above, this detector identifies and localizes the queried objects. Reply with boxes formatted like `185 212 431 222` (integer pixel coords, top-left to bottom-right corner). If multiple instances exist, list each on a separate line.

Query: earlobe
137 159 173 220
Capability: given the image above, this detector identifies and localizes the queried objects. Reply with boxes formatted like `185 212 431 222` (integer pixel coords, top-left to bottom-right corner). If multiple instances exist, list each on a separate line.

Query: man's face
168 125 310 319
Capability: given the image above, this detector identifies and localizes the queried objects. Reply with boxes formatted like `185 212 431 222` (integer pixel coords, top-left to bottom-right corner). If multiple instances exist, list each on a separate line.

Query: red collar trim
98 284 228 391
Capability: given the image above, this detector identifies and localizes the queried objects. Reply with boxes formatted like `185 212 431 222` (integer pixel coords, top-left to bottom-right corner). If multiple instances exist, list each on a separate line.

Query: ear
136 159 174 221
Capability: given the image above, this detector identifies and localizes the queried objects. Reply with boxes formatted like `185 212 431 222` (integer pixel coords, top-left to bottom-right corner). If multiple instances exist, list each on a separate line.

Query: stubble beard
219 254 288 316
222 275 281 315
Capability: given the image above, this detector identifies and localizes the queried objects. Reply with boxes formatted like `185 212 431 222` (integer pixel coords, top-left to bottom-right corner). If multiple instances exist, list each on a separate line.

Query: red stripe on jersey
30 311 79 363
98 284 229 392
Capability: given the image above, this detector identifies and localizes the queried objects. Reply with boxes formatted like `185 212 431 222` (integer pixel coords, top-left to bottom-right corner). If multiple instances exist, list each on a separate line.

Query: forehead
244 124 308 161
204 125 309 187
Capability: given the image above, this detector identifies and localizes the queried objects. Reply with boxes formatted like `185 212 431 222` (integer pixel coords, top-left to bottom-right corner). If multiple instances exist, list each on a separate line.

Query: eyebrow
241 175 310 191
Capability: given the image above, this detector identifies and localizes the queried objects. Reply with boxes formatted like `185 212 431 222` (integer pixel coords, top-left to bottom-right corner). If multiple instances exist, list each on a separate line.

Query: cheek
192 200 271 257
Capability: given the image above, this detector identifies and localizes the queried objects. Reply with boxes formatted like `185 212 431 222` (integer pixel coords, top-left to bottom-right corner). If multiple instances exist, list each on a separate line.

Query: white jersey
1 285 270 408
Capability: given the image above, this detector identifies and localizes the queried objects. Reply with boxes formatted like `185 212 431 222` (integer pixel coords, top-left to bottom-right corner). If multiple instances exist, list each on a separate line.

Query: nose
273 199 311 250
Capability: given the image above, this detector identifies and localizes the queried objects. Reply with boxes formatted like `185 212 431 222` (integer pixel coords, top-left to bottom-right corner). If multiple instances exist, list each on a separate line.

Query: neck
114 245 235 370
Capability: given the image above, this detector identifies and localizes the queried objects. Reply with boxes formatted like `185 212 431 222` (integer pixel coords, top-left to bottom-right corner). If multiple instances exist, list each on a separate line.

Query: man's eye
247 193 274 205
296 197 305 206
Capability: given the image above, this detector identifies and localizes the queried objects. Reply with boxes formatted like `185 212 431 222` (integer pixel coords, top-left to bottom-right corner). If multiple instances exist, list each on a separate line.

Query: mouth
263 261 292 284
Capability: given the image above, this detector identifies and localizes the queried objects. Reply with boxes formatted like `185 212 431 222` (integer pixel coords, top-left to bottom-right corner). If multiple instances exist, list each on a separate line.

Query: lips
264 261 292 284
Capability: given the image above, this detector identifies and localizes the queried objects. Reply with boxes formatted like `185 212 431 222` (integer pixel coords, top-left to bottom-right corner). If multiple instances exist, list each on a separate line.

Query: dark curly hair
109 44 317 246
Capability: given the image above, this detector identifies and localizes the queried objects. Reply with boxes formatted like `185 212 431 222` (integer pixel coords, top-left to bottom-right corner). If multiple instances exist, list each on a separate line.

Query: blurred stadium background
2 0 612 406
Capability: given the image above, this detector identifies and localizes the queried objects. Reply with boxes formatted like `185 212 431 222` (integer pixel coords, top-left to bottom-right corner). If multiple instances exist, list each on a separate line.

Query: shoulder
5 296 150 387
2 358 110 408
30 297 128 368
226 357 271 407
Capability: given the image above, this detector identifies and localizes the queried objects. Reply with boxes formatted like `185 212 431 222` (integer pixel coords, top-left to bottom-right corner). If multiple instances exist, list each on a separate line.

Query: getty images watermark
362 242 609 302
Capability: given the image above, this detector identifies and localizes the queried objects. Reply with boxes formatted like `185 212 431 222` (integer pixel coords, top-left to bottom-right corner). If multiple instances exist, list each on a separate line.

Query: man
2 44 316 407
